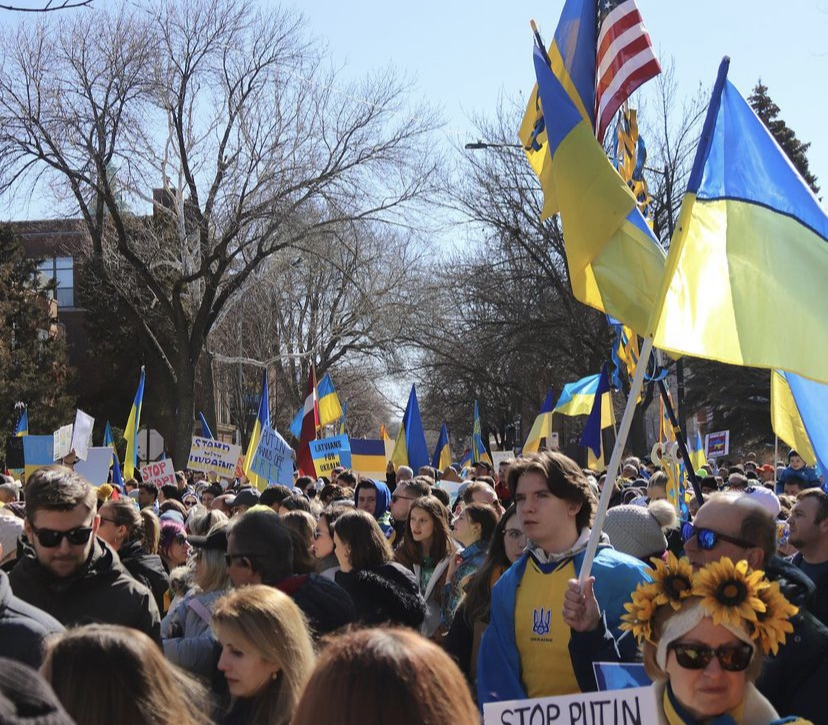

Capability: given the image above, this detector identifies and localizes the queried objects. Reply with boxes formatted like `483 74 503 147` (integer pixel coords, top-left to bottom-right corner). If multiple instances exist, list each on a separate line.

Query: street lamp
464 141 522 150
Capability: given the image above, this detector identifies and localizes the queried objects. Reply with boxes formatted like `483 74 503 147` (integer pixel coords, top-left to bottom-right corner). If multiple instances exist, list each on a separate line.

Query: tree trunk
173 355 197 467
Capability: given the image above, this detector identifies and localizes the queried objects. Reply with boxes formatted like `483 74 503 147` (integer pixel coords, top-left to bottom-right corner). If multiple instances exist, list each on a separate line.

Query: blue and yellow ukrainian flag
13 406 28 437
391 384 429 472
123 367 145 479
783 372 828 481
472 400 492 466
531 42 666 335
649 58 828 385
317 373 343 428
519 0 597 220
103 420 124 491
688 430 707 473
350 438 388 478
554 374 613 420
198 412 214 439
580 364 614 468
771 371 816 466
244 370 269 491
523 390 555 454
432 422 452 470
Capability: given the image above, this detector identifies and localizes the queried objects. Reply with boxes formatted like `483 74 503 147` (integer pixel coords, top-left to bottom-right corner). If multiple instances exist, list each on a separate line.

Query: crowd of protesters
0 446 824 725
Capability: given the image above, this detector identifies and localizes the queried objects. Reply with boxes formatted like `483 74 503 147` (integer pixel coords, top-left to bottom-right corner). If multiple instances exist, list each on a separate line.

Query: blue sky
285 0 828 191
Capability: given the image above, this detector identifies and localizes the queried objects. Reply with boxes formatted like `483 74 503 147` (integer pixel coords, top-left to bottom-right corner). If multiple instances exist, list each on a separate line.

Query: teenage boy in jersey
477 451 650 705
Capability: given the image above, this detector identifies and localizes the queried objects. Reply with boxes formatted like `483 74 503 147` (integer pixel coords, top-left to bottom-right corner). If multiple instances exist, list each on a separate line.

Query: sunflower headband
620 554 798 658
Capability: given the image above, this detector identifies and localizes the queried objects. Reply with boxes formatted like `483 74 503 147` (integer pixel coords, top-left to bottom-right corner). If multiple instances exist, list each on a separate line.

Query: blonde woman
161 521 230 681
212 585 316 725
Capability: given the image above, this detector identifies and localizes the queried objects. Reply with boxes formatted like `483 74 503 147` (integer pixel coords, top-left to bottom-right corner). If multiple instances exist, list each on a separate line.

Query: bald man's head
686 492 775 570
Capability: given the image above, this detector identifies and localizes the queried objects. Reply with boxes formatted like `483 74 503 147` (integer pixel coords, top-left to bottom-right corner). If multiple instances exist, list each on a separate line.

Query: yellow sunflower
649 553 695 610
693 557 769 628
750 580 798 655
620 583 660 643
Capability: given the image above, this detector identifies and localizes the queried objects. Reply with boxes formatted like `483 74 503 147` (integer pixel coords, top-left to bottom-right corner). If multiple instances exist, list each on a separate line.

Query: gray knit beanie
604 500 676 560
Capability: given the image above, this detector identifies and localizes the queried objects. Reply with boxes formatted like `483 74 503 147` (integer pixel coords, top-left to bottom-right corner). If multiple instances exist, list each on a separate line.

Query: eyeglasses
174 533 189 546
504 529 527 546
98 517 118 526
681 522 755 551
224 553 255 566
183 499 198 507
391 494 416 503
31 525 94 548
669 642 753 672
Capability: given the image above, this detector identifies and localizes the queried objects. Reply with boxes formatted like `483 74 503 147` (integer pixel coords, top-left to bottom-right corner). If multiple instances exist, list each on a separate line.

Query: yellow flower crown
620 554 798 656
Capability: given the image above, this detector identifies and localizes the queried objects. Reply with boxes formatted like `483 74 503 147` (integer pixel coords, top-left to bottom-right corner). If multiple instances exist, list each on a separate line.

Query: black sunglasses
669 642 753 672
31 525 94 548
681 522 755 551
224 553 255 566
390 494 415 503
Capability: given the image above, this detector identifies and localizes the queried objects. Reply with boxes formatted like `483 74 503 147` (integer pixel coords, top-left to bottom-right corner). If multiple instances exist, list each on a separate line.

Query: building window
38 256 74 308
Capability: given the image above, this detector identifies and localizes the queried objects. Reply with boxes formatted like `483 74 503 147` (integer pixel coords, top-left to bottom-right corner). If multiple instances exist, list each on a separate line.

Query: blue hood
354 479 391 519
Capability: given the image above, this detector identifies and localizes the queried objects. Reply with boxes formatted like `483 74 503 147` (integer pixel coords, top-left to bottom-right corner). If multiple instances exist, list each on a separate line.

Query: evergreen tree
748 80 819 194
0 226 76 461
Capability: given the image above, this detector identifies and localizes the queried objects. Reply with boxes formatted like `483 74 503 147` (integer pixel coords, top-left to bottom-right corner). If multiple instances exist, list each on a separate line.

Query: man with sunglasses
8 466 161 643
684 492 828 725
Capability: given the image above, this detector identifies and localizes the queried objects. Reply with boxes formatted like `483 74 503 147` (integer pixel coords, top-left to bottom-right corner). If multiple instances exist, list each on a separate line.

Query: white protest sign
187 437 242 478
483 685 658 725
75 447 115 486
53 424 73 460
705 430 730 458
70 409 95 461
140 458 176 489
435 479 462 501
492 451 514 469
250 424 294 486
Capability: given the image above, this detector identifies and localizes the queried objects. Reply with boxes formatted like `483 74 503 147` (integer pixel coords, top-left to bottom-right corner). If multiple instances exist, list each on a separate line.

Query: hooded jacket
118 539 169 614
756 555 828 725
354 480 394 537
161 588 226 680
335 561 426 629
0 568 64 668
477 531 650 706
9 537 161 644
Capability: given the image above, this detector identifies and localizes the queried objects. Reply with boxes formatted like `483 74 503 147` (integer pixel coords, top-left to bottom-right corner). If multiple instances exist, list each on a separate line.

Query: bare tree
0 0 440 460
0 1 92 12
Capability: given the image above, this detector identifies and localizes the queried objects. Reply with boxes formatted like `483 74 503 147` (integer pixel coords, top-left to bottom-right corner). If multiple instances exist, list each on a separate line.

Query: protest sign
187 437 242 478
705 430 730 458
53 424 73 461
483 685 658 725
70 409 95 461
250 424 294 486
309 434 352 477
350 438 388 478
76 447 115 486
435 478 462 502
140 458 176 489
492 451 513 469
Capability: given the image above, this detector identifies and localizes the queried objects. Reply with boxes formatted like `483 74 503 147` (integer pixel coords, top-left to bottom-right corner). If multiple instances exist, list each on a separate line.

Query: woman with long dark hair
395 496 459 638
333 509 426 629
445 504 525 682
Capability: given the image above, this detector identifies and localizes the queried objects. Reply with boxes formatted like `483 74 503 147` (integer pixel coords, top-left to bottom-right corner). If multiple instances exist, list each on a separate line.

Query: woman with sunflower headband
621 554 812 725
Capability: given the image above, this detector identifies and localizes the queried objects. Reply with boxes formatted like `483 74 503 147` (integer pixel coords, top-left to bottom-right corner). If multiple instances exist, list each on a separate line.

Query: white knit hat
604 502 674 560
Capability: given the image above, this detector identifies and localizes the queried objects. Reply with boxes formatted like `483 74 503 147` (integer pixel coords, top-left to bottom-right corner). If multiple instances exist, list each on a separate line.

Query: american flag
594 0 660 143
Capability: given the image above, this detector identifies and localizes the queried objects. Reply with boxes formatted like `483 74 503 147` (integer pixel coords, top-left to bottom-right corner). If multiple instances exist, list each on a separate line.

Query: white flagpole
579 336 654 585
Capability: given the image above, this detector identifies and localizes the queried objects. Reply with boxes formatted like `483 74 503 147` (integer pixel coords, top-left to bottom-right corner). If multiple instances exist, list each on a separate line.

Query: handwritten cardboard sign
187 437 242 478
250 424 294 486
483 685 658 725
140 458 176 489
309 434 352 476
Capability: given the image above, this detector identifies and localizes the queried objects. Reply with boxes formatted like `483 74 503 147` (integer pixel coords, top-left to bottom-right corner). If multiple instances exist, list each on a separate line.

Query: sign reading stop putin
140 459 176 489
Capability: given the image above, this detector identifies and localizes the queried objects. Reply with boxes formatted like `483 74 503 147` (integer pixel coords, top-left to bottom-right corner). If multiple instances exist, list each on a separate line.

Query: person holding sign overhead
477 451 650 706
621 555 811 725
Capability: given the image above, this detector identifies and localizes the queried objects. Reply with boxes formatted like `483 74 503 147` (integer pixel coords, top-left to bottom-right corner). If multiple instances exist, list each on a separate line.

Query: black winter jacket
757 555 828 725
274 573 355 637
118 540 169 614
0 568 64 668
336 562 426 629
9 538 161 644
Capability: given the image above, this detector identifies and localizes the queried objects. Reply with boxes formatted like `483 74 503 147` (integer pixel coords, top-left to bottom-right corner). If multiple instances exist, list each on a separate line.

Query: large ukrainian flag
554 374 612 421
532 43 666 334
432 423 452 470
650 58 828 385
123 367 145 479
391 385 429 472
783 372 828 478
771 371 817 467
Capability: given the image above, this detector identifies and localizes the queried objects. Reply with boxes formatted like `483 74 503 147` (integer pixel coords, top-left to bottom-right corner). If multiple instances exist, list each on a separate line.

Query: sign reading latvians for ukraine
309 434 352 476
251 424 294 486
187 437 242 478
